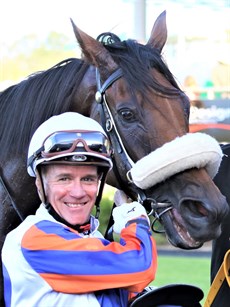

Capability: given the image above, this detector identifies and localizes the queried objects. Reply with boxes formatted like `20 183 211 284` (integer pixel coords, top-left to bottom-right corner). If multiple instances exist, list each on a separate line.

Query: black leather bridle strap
95 68 144 240
0 174 24 221
96 68 123 98
95 68 135 193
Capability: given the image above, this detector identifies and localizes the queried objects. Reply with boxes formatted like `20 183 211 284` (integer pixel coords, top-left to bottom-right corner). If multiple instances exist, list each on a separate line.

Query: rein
95 68 172 236
0 173 25 221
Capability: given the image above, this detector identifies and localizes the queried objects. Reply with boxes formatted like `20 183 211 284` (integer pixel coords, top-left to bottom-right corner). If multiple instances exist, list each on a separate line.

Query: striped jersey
2 204 157 307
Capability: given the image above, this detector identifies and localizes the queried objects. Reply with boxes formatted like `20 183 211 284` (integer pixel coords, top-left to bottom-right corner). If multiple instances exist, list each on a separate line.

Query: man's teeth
66 203 84 208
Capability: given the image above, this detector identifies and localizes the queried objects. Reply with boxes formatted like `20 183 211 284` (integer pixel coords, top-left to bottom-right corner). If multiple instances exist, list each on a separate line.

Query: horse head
71 11 228 249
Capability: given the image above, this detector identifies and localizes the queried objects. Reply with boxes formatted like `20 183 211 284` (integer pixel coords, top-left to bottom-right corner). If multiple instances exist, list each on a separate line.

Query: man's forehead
42 164 98 176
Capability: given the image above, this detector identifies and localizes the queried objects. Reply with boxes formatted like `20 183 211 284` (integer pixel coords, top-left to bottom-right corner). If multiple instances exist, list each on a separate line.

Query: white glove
112 201 150 234
114 189 132 206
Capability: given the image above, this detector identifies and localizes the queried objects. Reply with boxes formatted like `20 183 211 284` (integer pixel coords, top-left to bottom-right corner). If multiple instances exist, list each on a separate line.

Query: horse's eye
119 109 135 122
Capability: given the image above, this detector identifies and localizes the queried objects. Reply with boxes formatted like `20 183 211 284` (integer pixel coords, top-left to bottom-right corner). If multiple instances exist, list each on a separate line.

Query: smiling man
41 164 99 227
1 112 157 307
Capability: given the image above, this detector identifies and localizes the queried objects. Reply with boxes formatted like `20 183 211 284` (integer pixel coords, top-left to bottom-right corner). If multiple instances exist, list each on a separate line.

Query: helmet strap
94 170 108 219
46 204 90 233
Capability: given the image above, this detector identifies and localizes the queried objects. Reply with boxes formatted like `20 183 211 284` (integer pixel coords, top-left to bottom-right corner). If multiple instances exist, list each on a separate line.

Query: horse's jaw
147 168 229 250
159 209 203 250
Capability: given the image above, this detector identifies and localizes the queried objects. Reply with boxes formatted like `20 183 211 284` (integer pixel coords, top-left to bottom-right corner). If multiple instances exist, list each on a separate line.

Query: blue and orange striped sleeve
21 219 157 294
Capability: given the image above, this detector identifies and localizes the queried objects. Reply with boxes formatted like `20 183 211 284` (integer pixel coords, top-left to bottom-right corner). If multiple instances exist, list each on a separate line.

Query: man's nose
69 180 87 198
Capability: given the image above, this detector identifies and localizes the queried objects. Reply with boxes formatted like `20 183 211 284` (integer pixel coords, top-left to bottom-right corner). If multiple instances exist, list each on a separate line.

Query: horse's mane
0 32 187 160
0 58 87 158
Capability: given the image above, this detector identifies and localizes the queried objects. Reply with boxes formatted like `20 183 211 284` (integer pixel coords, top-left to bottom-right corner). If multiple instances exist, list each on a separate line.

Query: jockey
2 112 157 307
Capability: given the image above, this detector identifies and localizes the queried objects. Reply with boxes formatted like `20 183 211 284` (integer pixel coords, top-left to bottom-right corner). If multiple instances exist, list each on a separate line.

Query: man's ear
35 177 42 197
35 172 46 203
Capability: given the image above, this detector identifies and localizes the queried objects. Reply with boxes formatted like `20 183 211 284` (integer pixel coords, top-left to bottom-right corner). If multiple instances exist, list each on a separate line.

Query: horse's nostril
181 200 208 217
196 202 209 216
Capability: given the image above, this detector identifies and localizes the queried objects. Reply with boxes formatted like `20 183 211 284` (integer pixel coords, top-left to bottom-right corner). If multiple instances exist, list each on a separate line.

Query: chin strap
46 203 91 234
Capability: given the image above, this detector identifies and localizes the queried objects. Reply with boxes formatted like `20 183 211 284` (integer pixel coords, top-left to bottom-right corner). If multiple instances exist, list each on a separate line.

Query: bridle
95 67 173 234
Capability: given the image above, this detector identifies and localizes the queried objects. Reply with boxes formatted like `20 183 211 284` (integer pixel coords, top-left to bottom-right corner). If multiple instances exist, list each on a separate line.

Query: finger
114 190 129 206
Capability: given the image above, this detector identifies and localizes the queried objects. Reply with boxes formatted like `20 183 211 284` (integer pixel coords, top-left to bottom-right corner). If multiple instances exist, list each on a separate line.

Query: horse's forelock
103 36 181 97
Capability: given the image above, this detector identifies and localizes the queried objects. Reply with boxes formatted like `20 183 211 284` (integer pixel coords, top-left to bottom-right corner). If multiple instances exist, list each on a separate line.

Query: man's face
39 164 99 226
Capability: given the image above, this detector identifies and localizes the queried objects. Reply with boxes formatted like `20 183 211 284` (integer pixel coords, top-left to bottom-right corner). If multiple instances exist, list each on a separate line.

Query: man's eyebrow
56 172 72 177
51 173 69 180
83 174 99 179
56 173 98 178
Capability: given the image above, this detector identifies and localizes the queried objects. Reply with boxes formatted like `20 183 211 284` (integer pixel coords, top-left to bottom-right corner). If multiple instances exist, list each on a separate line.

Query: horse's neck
71 65 98 117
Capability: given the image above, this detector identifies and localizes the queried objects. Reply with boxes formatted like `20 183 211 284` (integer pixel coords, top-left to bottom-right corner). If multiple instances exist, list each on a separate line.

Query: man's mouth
65 203 85 208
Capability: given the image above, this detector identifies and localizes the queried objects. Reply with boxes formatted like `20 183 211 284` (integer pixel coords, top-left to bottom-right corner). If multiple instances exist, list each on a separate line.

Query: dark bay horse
211 143 230 306
0 11 228 304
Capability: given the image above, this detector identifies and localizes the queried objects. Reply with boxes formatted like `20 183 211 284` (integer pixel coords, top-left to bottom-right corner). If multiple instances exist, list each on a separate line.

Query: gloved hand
112 200 150 234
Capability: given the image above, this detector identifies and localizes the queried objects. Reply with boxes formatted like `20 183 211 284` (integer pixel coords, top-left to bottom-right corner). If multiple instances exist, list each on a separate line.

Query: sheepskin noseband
129 133 223 189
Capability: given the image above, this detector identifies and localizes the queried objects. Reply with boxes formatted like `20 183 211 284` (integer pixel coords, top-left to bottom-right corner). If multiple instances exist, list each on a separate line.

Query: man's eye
59 177 69 182
82 177 97 183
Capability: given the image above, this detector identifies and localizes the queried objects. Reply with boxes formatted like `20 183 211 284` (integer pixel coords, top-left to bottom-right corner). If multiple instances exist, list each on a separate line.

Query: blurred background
1 0 229 89
1 1 229 131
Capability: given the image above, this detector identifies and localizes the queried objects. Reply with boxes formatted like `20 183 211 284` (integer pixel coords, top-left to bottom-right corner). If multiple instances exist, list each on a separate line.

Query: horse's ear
146 10 167 52
70 19 118 75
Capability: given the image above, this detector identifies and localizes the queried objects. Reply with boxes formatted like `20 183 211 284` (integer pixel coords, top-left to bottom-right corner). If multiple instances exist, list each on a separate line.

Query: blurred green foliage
1 32 77 82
